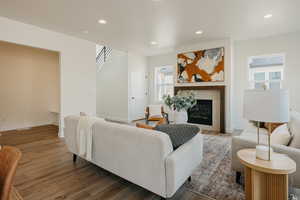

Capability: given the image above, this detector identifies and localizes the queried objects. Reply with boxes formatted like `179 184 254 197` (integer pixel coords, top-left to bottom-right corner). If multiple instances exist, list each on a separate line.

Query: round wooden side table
237 148 296 200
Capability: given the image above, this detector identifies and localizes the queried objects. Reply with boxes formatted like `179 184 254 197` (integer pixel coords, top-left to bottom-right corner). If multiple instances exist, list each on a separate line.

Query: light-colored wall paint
147 39 234 132
96 50 148 122
233 32 300 129
0 41 59 131
96 50 129 121
0 16 96 136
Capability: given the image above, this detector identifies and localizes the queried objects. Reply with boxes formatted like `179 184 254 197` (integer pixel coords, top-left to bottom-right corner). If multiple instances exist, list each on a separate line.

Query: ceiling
0 0 299 56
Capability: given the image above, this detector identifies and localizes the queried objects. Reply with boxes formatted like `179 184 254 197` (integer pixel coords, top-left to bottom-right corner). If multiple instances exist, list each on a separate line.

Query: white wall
147 39 234 132
96 50 148 122
96 50 129 121
0 16 96 136
233 32 300 129
96 50 147 121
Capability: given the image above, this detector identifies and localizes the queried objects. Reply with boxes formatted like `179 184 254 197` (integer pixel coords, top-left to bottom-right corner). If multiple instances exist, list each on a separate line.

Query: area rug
186 133 245 200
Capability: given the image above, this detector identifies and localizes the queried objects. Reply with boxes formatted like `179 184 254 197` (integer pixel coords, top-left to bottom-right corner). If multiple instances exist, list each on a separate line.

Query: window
248 54 285 90
155 66 174 102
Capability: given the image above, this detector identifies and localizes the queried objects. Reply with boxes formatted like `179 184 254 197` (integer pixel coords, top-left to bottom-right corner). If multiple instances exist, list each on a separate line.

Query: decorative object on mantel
243 89 290 161
163 93 196 123
177 47 224 83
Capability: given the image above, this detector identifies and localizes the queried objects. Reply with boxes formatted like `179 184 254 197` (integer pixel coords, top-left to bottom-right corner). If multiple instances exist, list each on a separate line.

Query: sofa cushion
271 124 291 146
240 124 291 146
240 132 268 145
154 124 199 149
104 118 131 125
243 123 269 136
288 111 300 148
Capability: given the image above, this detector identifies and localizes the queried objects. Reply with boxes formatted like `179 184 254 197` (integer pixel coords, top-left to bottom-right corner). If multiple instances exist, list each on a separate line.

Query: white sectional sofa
232 111 300 187
64 115 203 199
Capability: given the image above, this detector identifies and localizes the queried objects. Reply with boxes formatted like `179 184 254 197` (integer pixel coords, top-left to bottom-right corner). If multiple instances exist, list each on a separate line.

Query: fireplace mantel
174 85 226 133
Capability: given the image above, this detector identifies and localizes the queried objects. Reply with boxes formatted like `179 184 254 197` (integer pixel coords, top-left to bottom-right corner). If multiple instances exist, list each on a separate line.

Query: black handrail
96 46 112 65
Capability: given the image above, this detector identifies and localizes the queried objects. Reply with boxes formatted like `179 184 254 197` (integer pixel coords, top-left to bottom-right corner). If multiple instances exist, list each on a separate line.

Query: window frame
247 54 285 90
154 65 174 103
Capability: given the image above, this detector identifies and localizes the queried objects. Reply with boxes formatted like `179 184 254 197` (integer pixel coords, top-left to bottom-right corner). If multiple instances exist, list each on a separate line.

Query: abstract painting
177 47 224 83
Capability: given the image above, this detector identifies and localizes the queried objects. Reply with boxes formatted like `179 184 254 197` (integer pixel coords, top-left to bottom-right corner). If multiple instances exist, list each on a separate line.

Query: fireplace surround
175 86 226 133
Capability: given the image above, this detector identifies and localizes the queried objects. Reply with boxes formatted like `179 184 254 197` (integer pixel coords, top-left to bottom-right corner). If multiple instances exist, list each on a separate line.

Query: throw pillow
270 124 291 146
265 122 284 132
288 111 300 148
154 124 199 149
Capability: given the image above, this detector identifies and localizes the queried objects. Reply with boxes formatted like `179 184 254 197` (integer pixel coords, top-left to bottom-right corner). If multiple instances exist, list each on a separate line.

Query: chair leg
73 154 77 163
145 113 149 125
236 171 241 184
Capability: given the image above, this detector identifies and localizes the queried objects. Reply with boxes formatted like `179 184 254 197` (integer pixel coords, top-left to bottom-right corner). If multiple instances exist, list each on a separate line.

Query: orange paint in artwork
178 54 193 62
212 55 224 74
178 48 225 82
178 51 211 82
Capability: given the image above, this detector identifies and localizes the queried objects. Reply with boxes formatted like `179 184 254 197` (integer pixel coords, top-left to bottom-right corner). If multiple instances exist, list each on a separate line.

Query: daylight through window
248 54 284 90
155 66 174 102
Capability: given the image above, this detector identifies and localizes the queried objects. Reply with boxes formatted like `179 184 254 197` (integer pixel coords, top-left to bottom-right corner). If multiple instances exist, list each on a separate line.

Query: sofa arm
232 136 300 188
165 134 203 198
231 136 258 172
272 144 300 188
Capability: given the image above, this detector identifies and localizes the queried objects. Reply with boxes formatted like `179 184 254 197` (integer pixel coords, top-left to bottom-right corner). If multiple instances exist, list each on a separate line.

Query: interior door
128 54 148 121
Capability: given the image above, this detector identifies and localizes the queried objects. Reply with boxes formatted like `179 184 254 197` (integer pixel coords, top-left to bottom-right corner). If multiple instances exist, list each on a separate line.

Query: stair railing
96 46 112 71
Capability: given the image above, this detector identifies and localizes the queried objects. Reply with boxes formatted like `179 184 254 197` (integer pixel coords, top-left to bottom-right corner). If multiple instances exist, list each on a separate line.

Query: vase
174 110 188 124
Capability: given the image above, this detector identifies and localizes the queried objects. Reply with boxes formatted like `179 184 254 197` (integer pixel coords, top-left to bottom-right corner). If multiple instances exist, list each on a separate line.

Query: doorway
0 40 60 138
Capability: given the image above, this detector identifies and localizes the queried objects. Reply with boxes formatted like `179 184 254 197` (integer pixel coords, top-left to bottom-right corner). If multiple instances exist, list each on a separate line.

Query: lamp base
256 145 273 160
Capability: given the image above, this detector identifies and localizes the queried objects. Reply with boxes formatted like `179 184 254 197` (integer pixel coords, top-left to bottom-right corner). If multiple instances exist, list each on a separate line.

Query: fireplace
174 86 225 133
188 99 213 125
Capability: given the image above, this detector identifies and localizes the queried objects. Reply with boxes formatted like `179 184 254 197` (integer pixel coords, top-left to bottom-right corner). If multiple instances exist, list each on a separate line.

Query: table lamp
243 89 289 161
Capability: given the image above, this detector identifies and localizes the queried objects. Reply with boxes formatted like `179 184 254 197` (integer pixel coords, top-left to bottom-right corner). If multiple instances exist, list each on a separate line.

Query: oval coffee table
237 148 296 200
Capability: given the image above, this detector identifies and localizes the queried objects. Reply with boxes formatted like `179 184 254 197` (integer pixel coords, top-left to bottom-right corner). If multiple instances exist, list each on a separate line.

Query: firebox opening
187 99 213 126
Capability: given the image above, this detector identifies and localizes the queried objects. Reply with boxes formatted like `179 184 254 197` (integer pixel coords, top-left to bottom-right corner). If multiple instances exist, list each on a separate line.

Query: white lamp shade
243 89 289 123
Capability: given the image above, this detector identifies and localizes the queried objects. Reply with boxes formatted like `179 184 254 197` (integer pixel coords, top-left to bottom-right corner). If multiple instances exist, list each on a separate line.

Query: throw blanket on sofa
76 116 99 161
154 124 200 149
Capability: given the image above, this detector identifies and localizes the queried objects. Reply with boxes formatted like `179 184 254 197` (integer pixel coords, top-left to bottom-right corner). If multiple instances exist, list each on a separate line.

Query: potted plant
163 93 196 123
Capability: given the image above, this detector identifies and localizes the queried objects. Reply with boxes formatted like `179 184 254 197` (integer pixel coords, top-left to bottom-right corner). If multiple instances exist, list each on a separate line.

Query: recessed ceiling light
264 14 273 19
82 30 89 34
150 41 157 45
195 30 203 35
98 19 107 24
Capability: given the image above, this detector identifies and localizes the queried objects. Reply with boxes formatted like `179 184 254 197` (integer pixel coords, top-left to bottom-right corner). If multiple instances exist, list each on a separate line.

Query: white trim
247 53 286 64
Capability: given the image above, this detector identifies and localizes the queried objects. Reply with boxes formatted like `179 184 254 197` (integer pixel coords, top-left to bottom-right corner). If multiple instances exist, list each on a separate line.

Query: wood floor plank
1 125 213 200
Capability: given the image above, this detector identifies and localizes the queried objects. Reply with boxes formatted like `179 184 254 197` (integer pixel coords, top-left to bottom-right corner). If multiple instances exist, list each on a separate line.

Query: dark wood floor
0 125 213 200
